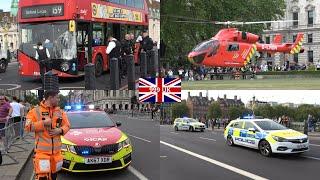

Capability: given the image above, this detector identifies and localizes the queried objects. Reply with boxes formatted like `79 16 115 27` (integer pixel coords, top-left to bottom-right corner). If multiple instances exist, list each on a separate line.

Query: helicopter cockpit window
228 44 239 51
193 40 215 52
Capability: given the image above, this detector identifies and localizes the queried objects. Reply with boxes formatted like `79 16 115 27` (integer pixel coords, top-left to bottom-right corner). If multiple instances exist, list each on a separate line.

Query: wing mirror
116 121 122 127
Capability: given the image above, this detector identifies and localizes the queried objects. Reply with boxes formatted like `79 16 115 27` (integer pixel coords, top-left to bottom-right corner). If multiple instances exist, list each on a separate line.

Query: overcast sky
182 90 320 105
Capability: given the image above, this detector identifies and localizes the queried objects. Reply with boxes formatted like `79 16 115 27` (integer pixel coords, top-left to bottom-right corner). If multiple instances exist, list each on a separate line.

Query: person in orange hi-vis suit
25 91 70 180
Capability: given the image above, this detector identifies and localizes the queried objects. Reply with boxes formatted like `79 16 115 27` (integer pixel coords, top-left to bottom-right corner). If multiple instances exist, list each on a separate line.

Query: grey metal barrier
0 117 32 166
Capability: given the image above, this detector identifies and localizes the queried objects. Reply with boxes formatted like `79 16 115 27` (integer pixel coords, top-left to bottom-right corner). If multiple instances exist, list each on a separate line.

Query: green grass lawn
182 78 320 90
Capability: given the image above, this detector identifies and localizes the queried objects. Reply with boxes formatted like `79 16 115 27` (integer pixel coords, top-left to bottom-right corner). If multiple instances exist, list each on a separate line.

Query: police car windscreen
254 121 287 131
67 112 115 129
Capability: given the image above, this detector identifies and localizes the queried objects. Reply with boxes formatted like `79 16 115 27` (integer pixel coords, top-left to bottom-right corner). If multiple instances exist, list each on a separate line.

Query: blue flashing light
65 106 72 110
81 150 89 155
242 115 255 119
76 105 82 110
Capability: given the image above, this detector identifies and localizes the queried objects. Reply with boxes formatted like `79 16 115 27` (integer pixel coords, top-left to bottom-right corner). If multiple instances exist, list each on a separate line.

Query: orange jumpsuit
25 101 70 180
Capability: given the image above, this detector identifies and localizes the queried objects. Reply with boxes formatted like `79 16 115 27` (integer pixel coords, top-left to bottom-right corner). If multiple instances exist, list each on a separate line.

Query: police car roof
233 118 272 122
66 110 103 114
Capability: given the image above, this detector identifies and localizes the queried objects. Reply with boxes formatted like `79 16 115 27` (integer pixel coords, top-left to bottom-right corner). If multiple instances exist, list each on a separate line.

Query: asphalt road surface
58 114 159 180
0 62 140 90
160 125 320 180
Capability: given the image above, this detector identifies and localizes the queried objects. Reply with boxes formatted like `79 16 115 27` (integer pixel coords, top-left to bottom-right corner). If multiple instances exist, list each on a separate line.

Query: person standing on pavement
141 30 154 66
25 91 70 180
35 42 51 84
106 36 123 79
0 95 12 165
10 96 24 124
121 34 133 78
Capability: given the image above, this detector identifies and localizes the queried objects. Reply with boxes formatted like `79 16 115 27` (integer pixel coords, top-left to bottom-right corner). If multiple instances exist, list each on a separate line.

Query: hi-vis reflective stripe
290 37 304 54
36 145 62 152
244 44 257 65
36 107 41 122
38 137 61 144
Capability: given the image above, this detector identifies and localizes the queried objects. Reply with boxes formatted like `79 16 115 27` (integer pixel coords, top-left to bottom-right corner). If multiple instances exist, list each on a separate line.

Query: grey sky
182 90 320 105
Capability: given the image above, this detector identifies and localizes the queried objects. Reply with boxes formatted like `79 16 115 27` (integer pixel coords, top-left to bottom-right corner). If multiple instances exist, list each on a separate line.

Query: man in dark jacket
121 34 133 77
141 30 154 52
35 42 51 84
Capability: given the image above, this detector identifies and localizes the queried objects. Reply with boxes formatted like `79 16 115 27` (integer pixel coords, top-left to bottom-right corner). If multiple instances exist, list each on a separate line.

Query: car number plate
297 144 307 149
85 157 112 164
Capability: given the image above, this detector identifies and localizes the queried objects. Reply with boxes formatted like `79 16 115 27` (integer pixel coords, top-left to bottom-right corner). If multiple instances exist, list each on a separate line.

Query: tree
228 106 246 120
254 104 275 119
25 93 39 105
161 0 286 67
171 102 190 118
207 102 222 119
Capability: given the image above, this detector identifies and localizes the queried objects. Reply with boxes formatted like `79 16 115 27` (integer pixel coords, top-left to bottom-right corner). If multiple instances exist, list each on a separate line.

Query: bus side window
93 23 105 46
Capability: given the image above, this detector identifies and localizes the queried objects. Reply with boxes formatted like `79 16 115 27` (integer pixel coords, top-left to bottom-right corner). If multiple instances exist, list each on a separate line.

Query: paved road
0 62 140 90
160 125 320 180
58 115 159 180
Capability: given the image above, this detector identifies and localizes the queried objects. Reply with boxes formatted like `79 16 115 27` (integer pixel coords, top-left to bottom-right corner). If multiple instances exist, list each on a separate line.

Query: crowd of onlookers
160 61 320 81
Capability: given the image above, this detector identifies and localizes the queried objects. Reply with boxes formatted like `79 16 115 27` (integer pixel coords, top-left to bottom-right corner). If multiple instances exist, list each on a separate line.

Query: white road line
301 156 320 161
170 132 179 135
0 84 21 90
160 141 268 180
30 172 34 180
160 156 167 158
128 166 149 180
127 133 151 143
199 137 217 141
310 143 320 147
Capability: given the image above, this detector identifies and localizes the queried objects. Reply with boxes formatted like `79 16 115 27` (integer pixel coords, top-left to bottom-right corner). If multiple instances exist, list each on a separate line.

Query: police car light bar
65 105 72 110
76 105 82 110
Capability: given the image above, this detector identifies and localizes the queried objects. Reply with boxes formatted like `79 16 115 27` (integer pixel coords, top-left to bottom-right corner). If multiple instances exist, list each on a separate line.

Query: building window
293 35 297 42
308 34 313 43
308 10 314 26
308 50 313 62
293 54 298 63
293 12 298 27
266 36 270 44
113 90 116 97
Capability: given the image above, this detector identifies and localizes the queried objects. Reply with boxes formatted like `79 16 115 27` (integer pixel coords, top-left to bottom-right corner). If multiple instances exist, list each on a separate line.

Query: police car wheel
189 126 194 132
227 135 234 146
259 140 272 157
174 126 178 131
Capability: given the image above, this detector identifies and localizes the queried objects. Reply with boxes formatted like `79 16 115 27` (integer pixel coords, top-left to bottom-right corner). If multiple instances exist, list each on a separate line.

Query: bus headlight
61 62 70 72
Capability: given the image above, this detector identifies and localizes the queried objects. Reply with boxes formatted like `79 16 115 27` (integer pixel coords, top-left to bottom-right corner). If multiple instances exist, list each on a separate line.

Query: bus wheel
95 56 103 77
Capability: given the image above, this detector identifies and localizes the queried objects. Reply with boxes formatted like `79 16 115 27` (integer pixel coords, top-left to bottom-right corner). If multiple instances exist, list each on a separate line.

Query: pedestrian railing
0 117 32 166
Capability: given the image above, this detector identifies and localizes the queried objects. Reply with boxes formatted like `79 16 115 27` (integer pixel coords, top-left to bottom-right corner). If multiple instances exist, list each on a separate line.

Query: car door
231 121 244 146
243 121 260 148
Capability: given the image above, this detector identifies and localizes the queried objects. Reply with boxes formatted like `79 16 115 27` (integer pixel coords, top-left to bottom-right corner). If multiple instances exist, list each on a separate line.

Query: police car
61 105 132 172
224 118 309 157
174 117 206 132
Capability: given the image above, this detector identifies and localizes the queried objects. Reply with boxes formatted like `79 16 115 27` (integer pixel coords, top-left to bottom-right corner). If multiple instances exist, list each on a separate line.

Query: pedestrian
0 95 12 163
141 30 154 66
35 42 51 85
106 36 122 79
10 96 24 138
121 34 133 77
25 91 70 180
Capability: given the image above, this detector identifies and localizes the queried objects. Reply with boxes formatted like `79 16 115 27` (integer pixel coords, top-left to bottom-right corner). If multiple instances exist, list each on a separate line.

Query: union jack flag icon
138 78 182 103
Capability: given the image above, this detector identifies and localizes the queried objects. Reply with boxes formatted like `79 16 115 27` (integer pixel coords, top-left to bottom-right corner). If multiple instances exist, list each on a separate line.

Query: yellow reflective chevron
243 44 257 65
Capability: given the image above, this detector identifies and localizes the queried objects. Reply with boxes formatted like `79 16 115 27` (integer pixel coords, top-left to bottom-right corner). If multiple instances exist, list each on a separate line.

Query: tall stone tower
10 0 19 17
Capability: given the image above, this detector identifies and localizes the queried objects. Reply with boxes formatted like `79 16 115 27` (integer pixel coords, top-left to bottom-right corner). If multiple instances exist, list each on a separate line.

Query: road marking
170 131 179 134
310 143 320 147
127 133 151 143
128 165 149 180
301 156 320 161
160 141 268 180
160 156 167 158
30 172 34 180
199 137 217 141
0 84 21 90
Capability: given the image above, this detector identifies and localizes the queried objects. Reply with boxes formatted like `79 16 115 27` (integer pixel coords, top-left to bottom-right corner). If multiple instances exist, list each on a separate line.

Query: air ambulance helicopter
176 19 304 68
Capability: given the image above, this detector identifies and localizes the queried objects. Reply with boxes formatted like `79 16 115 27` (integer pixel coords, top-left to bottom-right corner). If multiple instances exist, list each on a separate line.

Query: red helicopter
179 20 304 68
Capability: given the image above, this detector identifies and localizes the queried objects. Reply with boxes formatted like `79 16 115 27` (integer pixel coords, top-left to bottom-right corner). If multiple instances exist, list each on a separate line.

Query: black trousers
39 60 52 83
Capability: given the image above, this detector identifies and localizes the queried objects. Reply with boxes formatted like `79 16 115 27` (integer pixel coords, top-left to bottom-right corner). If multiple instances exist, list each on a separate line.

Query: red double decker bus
18 0 148 78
